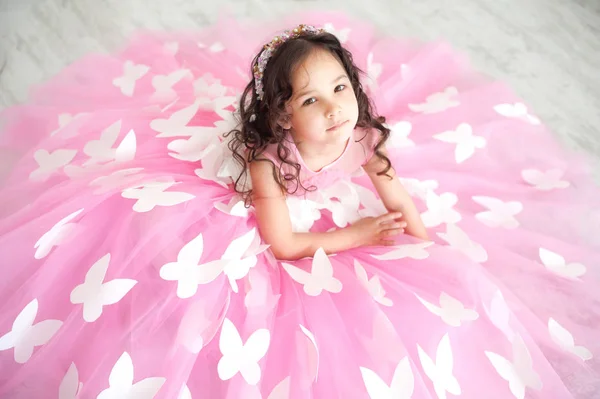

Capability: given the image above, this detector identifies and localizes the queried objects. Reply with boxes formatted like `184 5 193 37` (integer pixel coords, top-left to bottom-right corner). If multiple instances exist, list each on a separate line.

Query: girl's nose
326 102 342 118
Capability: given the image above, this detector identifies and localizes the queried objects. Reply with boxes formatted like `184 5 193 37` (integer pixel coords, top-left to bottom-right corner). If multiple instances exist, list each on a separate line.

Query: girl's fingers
379 222 407 232
381 228 405 237
378 212 403 224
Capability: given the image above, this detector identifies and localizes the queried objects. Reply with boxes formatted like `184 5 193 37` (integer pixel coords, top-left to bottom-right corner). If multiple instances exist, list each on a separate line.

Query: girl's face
282 49 359 148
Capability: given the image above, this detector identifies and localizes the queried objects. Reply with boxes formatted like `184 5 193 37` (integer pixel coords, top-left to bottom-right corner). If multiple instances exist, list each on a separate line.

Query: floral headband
253 24 325 101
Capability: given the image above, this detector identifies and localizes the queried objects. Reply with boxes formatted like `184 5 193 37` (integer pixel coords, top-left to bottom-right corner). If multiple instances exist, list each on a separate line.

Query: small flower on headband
253 24 325 101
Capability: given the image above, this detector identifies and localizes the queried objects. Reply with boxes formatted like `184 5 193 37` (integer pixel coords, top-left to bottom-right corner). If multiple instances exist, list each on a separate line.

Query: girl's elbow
267 238 300 261
270 246 301 261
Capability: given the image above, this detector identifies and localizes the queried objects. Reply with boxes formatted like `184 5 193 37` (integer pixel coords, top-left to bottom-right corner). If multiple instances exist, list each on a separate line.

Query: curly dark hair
225 29 391 204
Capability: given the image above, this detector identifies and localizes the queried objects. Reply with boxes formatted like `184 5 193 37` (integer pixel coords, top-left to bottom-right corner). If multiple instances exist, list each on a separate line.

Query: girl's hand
348 212 407 248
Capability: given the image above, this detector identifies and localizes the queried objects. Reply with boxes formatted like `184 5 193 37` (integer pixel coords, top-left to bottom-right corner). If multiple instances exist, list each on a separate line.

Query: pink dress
1 11 599 399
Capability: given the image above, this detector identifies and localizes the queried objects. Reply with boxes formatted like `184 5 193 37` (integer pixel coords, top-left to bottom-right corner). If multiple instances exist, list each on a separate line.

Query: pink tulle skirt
1 11 599 399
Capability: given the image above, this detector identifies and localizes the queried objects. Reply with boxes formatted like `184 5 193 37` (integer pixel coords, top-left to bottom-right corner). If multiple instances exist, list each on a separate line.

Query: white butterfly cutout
433 123 486 164
221 228 270 293
197 41 225 53
472 196 522 229
165 97 232 160
323 22 350 43
483 290 515 341
150 99 210 138
194 73 228 99
321 181 362 228
34 208 84 259
354 259 393 306
217 318 270 385
29 148 78 182
167 129 221 162
121 181 195 212
323 198 361 229
59 363 83 399
538 248 586 279
212 96 239 131
548 318 592 360
371 241 434 261
421 192 462 228
63 121 136 179
360 357 415 399
161 229 268 296
70 253 137 322
50 112 87 137
437 223 488 263
521 169 570 190
112 61 150 97
160 233 224 298
109 129 137 162
484 335 542 399
417 334 461 399
81 121 137 166
416 292 479 327
408 87 460 114
398 177 439 200
385 121 415 149
493 103 540 125
178 384 192 399
214 197 251 218
194 141 234 188
285 196 322 232
282 248 343 296
354 184 387 218
299 324 320 382
96 352 166 399
49 113 75 136
151 69 192 101
0 299 63 364
216 146 245 184
89 168 145 195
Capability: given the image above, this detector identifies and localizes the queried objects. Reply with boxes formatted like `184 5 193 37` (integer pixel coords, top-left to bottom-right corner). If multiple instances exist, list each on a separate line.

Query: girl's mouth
327 120 348 131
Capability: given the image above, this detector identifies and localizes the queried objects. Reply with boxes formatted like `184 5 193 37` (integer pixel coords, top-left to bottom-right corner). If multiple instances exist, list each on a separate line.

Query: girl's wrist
340 224 363 250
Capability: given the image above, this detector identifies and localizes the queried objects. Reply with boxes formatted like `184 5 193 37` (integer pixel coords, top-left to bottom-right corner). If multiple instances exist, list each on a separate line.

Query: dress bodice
261 127 380 194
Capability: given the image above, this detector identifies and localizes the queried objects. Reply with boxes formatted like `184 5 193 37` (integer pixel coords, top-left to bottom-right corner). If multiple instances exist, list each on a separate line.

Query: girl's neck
294 136 351 173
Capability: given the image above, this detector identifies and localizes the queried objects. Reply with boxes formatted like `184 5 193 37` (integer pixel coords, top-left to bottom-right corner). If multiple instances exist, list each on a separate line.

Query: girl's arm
249 159 403 260
363 146 430 241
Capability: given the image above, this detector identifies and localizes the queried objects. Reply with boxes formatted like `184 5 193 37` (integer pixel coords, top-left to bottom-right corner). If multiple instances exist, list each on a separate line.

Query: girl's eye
302 98 316 106
334 84 346 92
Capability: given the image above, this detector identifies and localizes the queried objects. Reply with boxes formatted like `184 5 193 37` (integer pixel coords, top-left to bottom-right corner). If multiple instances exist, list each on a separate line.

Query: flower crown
253 24 325 101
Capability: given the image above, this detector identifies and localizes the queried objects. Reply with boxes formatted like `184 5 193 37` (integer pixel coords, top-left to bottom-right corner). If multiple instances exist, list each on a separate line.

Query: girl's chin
333 127 353 142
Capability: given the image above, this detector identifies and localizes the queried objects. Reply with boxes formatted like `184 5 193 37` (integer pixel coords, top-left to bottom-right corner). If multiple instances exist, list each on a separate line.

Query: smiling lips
327 120 348 131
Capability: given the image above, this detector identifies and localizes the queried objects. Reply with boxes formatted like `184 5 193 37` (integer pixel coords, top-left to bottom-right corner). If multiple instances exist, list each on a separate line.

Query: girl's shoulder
350 126 382 166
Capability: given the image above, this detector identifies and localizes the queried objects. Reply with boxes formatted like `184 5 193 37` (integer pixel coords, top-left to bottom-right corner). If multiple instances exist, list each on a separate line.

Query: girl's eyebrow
293 88 315 101
293 74 348 101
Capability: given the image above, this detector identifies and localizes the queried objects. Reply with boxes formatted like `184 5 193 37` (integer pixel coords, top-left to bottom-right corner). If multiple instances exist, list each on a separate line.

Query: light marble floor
0 0 599 169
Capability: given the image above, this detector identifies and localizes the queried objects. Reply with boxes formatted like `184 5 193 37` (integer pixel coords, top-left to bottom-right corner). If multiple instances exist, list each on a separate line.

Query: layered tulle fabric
1 11 599 399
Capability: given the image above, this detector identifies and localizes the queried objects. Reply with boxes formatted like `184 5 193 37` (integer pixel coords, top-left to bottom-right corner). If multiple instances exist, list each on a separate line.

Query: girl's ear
278 114 292 130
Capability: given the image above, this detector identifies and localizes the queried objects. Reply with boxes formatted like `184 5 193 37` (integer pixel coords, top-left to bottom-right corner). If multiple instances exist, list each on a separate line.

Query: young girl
233 24 429 261
0 12 598 399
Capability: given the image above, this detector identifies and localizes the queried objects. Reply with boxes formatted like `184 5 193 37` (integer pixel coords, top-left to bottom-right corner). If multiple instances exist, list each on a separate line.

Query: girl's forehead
291 49 346 88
